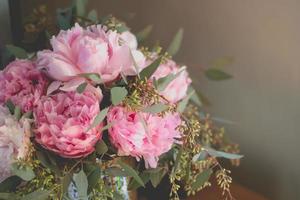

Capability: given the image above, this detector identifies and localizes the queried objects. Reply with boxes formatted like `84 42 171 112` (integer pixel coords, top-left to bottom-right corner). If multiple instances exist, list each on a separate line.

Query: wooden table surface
187 182 268 200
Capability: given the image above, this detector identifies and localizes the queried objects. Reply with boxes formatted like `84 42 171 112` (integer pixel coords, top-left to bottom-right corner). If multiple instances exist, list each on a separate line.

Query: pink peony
0 60 48 112
107 106 181 168
151 59 192 103
0 105 31 182
37 23 140 83
33 86 103 158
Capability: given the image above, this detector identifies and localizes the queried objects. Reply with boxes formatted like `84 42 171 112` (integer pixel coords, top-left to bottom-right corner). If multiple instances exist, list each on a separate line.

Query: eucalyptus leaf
5 100 15 115
148 168 167 188
88 107 109 131
73 170 88 199
128 172 150 190
187 86 203 107
173 148 182 173
56 7 72 30
76 82 87 93
75 0 87 17
156 69 183 92
111 87 128 105
5 99 15 115
95 140 108 155
136 25 153 43
87 167 101 191
0 176 22 192
14 106 21 120
167 28 184 56
80 73 102 84
210 56 234 68
205 68 232 80
0 192 20 200
204 148 243 160
36 151 59 173
11 163 35 181
21 189 51 200
117 161 145 187
87 9 98 22
142 103 168 114
102 122 113 131
139 56 162 80
191 168 213 190
62 174 72 194
177 90 195 113
6 45 27 59
105 167 129 177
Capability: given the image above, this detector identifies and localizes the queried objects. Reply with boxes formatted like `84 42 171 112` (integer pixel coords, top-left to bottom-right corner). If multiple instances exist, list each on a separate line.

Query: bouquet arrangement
0 2 242 200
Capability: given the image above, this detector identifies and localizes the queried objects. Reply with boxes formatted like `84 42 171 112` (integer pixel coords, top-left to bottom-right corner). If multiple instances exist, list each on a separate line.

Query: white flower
0 105 31 182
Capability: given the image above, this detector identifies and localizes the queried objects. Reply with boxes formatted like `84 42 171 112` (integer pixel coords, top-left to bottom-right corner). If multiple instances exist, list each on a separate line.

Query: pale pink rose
151 59 192 103
107 106 181 168
37 23 136 83
0 105 31 183
33 86 103 158
0 60 48 112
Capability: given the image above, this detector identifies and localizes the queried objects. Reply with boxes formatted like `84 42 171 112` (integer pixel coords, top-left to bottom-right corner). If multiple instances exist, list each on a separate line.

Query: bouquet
0 2 242 200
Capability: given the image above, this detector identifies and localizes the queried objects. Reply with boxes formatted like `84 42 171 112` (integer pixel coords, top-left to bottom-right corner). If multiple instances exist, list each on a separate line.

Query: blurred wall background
6 0 300 199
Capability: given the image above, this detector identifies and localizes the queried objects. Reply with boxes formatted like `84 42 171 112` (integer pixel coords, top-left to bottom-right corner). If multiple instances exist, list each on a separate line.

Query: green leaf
128 172 150 190
87 9 98 22
14 106 21 120
142 103 169 114
88 107 109 131
80 73 102 84
148 168 167 188
111 87 128 105
11 163 35 181
191 169 213 190
205 68 232 81
187 86 203 107
6 45 27 59
204 148 243 160
156 69 183 92
0 176 22 192
87 167 101 191
56 7 73 30
117 161 145 187
139 56 162 80
0 192 20 200
61 174 72 194
167 28 184 56
136 25 153 43
76 82 87 93
210 56 234 68
21 189 51 200
105 167 129 177
75 0 88 17
22 111 32 119
177 90 195 113
102 122 113 131
73 170 88 199
36 151 59 174
173 148 182 173
95 140 108 155
5 100 15 115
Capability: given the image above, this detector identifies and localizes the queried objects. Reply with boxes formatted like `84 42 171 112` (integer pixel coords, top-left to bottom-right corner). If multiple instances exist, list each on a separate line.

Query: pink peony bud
151 59 192 103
